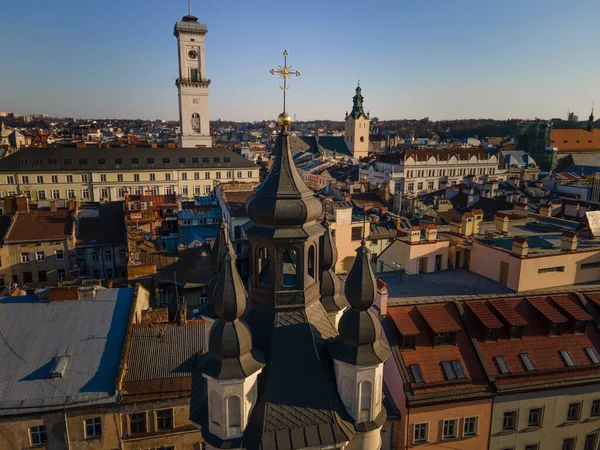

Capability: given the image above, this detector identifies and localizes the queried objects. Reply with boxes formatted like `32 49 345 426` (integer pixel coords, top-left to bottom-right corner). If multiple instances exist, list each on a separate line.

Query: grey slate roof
317 136 352 158
124 322 205 382
0 147 256 172
0 288 134 415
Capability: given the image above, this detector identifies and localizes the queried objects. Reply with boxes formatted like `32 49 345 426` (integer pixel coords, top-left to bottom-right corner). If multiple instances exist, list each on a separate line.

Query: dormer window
400 334 416 350
434 331 455 346
507 325 523 339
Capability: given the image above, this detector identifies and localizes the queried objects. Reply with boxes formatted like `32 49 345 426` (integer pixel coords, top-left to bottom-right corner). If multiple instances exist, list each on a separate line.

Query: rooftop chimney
561 231 578 252
425 224 437 242
495 213 510 233
511 236 529 257
409 226 421 243
15 196 29 213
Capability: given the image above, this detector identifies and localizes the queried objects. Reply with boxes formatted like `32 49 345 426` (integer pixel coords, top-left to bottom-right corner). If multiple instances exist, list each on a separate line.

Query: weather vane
270 50 301 113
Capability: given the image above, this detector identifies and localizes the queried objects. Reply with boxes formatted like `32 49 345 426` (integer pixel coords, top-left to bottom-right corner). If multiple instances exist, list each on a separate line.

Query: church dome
204 320 264 380
246 129 323 227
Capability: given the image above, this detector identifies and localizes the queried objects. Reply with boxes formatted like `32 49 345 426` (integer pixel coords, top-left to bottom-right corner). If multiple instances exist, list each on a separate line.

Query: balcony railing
175 78 211 86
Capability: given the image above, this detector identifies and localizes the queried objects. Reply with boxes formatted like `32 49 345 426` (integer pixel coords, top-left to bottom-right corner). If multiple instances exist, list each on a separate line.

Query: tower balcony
175 78 211 87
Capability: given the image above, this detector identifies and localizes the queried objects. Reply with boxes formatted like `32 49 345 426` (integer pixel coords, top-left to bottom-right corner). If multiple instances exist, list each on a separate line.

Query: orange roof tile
552 128 600 152
527 296 569 324
550 294 592 322
477 296 600 382
388 307 419 335
393 304 489 394
489 299 528 327
417 303 461 333
467 301 504 329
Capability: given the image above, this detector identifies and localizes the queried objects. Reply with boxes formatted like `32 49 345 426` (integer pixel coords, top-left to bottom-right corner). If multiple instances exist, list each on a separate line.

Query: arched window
258 247 270 285
358 380 372 422
307 246 315 281
227 395 241 432
340 376 353 411
282 248 299 288
191 113 201 133
210 392 221 426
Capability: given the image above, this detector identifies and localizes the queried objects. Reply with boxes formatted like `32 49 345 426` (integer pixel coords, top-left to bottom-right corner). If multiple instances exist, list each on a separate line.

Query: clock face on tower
188 49 198 59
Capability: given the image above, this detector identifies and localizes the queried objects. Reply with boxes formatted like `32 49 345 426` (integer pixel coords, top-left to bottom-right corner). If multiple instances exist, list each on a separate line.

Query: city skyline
1 0 599 121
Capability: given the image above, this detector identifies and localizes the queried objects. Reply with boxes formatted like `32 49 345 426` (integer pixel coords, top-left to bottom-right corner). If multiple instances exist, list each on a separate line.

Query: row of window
21 250 64 263
405 167 496 179
501 434 597 450
29 409 175 446
19 155 233 167
413 416 478 443
502 400 600 432
8 170 255 186
494 348 600 374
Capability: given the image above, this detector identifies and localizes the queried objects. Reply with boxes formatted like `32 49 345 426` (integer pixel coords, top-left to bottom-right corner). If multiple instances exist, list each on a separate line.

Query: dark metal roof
246 130 323 227
0 147 256 172
320 220 347 314
124 322 204 382
212 250 247 321
76 202 127 246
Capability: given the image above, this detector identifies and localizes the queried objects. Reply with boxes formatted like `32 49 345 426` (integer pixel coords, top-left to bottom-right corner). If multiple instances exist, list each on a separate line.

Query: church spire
320 219 347 326
588 102 595 132
348 82 368 120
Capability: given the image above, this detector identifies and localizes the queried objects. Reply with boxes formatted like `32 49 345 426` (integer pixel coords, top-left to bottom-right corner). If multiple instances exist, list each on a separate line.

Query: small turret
199 247 264 441
588 103 595 132
329 240 390 448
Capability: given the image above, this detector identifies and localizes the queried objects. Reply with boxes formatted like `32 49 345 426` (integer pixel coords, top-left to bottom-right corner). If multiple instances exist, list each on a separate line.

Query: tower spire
187 0 191 15
589 101 595 132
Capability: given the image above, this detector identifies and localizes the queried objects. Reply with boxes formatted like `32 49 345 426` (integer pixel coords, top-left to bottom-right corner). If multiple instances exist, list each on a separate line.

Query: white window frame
35 251 45 263
66 175 73 183
442 418 458 440
413 422 429 443
67 189 75 199
29 425 47 446
21 252 30 263
463 416 478 437
81 189 90 200
52 189 60 199
55 250 64 261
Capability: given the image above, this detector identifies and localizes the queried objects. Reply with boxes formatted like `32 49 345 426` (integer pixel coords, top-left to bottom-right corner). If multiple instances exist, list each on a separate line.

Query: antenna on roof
187 0 191 15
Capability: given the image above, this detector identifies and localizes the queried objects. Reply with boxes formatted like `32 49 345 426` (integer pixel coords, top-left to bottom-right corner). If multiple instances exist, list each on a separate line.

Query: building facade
0 147 259 203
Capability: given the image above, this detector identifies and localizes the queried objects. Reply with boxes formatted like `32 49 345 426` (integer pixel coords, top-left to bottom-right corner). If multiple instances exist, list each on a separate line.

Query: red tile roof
585 292 600 307
388 308 419 335
527 296 569 324
417 303 461 333
5 209 73 242
476 296 600 384
490 299 528 327
550 294 592 322
467 301 503 329
388 303 489 394
552 128 600 152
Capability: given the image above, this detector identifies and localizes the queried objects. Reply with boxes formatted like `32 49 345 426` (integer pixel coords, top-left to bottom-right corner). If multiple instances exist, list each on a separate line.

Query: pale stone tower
174 7 212 148
344 83 370 159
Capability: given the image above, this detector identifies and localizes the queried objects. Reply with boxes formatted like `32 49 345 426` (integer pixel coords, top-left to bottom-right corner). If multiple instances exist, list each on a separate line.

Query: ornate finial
358 79 360 87
270 50 301 116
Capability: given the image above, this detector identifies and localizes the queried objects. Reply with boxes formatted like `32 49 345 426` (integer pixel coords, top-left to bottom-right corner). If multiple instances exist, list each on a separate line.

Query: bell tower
344 83 370 159
174 2 212 148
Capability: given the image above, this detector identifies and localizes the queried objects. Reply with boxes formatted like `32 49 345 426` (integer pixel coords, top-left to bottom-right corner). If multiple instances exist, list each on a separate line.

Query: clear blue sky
1 0 599 122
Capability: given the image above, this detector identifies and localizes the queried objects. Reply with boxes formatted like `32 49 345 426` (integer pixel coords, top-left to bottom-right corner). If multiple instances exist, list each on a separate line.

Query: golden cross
270 50 301 113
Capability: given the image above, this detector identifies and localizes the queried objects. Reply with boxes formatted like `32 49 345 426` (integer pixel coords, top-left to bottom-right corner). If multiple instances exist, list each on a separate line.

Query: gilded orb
277 112 292 127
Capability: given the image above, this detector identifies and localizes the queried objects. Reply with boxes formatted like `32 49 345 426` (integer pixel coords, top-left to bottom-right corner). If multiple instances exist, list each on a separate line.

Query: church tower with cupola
344 83 371 159
174 4 212 148
191 52 390 450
